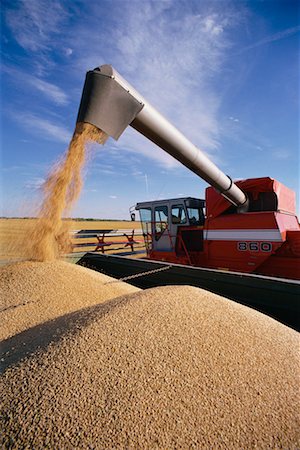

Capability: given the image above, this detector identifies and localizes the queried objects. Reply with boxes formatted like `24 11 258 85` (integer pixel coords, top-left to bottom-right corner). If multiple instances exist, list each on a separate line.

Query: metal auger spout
77 64 248 209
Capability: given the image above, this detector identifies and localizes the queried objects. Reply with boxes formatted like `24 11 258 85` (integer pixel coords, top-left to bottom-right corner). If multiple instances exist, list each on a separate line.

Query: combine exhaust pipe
77 64 248 209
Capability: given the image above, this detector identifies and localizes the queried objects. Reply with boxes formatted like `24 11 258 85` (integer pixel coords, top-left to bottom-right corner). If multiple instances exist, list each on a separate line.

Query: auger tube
77 64 248 209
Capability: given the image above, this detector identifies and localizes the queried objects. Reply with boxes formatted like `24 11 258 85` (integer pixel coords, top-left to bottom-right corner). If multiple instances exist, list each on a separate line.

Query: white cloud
65 47 73 56
14 113 71 143
272 149 291 160
109 195 117 199
5 1 243 170
84 188 98 193
1 165 24 172
24 177 45 189
3 65 69 105
5 0 68 51
100 169 118 175
68 1 240 168
203 15 224 36
112 129 182 169
31 78 69 105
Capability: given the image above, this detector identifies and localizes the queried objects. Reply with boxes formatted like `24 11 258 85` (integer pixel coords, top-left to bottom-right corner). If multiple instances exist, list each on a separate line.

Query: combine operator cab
136 198 205 264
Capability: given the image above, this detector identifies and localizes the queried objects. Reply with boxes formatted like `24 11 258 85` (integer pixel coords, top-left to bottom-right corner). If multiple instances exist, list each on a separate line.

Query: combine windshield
139 208 152 235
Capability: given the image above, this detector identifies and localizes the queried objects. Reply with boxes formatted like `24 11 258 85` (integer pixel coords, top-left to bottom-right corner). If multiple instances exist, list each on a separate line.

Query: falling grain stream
26 122 107 261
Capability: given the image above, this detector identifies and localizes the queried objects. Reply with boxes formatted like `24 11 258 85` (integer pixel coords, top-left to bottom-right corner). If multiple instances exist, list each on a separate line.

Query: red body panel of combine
144 178 300 280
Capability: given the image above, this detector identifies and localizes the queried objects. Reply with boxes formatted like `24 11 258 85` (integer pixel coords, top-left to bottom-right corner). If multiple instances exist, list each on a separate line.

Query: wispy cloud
64 48 73 57
24 177 45 190
5 0 68 51
66 2 243 168
14 113 71 143
3 65 69 105
272 149 291 160
30 78 69 105
239 25 300 53
1 165 24 172
5 0 243 170
112 8 229 155
83 188 98 193
219 116 294 168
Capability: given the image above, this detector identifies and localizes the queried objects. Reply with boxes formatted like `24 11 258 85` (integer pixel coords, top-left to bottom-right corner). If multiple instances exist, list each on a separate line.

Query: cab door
169 203 188 248
153 202 188 252
153 204 173 252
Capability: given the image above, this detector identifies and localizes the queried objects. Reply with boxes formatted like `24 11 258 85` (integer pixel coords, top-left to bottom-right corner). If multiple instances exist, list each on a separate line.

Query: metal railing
71 228 145 255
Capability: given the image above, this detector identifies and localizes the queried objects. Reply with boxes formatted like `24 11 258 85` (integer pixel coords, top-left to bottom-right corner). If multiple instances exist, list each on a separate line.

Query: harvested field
0 260 139 340
1 281 299 448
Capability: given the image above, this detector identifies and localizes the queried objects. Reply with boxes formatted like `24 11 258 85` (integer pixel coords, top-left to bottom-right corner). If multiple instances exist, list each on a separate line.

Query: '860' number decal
237 242 272 252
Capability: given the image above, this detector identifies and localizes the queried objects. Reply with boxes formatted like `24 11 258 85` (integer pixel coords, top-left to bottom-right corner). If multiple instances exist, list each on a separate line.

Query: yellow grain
1 279 299 448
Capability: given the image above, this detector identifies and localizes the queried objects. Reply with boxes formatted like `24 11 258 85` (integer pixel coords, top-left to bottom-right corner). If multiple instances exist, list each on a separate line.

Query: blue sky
1 0 299 219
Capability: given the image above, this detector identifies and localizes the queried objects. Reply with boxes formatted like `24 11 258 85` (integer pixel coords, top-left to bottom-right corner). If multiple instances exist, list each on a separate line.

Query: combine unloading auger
77 65 248 209
76 64 300 329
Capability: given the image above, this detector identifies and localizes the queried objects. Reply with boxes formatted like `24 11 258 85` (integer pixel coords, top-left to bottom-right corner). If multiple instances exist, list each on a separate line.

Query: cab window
139 207 152 235
154 205 168 240
186 207 204 225
171 204 187 224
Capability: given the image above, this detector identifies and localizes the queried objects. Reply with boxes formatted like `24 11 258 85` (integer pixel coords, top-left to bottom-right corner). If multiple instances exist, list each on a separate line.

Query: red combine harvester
77 65 300 329
135 177 299 280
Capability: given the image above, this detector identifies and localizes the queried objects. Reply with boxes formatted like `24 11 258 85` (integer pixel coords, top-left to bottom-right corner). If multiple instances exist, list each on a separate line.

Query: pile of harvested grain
1 285 299 448
0 260 139 340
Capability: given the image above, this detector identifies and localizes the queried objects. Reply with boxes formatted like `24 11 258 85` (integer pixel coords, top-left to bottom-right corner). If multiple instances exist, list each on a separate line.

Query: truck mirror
131 212 136 221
